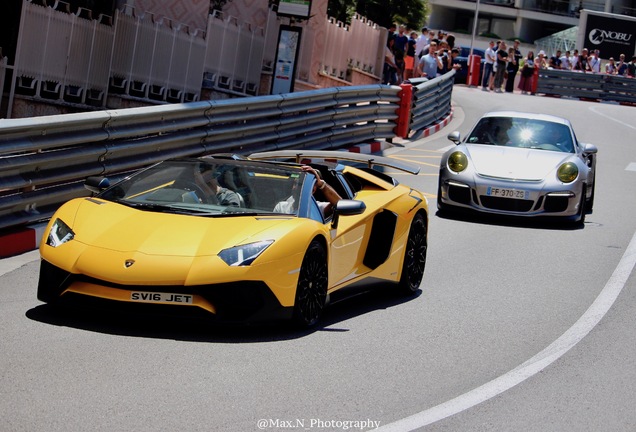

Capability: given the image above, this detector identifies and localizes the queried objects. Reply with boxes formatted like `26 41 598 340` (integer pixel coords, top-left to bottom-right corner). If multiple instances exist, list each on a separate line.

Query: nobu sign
583 11 636 60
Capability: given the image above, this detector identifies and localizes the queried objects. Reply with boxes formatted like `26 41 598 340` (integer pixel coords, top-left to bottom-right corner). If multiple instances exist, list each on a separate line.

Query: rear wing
249 150 420 175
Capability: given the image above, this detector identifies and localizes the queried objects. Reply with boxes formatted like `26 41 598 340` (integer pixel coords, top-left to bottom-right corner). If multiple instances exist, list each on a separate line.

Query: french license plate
486 186 529 199
130 291 193 304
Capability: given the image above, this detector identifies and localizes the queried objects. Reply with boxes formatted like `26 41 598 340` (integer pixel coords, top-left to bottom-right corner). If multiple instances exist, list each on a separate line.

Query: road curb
0 224 47 259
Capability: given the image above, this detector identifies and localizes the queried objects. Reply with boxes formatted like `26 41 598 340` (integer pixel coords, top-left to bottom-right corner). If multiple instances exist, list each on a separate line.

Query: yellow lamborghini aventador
38 151 428 327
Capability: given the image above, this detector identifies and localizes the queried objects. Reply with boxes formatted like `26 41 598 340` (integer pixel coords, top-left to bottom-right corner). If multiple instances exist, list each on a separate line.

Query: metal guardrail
409 72 455 132
537 69 636 104
0 73 456 232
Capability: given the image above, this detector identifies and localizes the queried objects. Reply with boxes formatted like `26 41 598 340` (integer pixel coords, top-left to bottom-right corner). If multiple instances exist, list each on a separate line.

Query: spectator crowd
383 25 636 94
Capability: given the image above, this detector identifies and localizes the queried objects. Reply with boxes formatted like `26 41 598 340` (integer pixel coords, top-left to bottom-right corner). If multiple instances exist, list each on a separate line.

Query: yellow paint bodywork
39 165 428 316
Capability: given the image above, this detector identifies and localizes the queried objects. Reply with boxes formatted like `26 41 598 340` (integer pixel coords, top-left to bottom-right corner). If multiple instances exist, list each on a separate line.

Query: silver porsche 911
437 111 598 224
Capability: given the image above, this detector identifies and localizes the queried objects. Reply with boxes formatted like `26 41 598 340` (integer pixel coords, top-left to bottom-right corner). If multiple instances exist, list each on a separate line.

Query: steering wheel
171 180 215 204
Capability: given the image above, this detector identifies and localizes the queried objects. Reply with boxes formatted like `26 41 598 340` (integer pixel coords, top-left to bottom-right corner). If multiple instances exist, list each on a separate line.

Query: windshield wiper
119 201 212 215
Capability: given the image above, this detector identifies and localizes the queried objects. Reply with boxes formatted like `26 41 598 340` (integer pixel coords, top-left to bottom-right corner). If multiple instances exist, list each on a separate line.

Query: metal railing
409 74 455 132
537 69 636 104
0 71 456 232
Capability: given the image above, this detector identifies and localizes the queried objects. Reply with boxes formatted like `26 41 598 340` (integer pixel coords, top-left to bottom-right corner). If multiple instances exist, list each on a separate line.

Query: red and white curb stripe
0 223 47 259
419 108 454 138
346 140 391 154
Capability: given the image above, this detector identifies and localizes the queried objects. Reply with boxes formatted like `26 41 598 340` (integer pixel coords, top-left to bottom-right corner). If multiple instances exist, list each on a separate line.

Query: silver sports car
437 111 598 224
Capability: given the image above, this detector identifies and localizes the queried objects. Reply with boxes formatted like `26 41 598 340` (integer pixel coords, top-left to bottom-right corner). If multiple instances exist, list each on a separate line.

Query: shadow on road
435 208 598 231
25 282 421 343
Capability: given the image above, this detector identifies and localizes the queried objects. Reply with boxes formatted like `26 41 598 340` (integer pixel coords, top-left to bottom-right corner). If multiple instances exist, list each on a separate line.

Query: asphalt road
1 86 635 432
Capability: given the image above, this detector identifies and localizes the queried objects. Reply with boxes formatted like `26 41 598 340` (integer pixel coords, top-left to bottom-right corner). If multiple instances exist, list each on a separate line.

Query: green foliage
328 0 428 29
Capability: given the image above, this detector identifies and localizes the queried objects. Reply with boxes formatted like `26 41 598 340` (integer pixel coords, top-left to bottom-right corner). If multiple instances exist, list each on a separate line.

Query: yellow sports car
38 151 428 326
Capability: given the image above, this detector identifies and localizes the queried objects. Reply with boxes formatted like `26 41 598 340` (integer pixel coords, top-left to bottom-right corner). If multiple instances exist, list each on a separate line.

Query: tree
328 0 428 29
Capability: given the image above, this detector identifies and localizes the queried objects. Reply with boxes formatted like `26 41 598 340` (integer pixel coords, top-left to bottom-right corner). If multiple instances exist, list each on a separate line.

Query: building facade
0 0 386 119
427 0 635 43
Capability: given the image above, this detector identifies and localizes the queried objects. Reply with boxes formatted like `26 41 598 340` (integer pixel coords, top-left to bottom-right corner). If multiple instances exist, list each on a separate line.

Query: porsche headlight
448 151 468 173
557 162 578 183
46 218 75 247
218 240 274 266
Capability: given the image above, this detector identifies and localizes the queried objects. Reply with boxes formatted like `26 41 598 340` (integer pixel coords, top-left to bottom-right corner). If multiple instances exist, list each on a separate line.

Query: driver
195 167 241 206
546 126 573 152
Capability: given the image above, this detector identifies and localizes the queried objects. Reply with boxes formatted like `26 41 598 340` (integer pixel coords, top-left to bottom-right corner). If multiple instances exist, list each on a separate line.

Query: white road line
588 106 636 173
373 231 636 432
589 105 636 131
0 250 40 277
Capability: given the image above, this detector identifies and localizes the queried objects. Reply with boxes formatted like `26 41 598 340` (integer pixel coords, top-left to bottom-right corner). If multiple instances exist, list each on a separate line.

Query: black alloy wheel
399 213 428 293
292 240 328 327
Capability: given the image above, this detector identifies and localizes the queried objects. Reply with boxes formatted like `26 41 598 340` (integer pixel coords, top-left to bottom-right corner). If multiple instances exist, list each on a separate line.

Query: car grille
479 196 534 212
544 195 570 212
448 184 471 204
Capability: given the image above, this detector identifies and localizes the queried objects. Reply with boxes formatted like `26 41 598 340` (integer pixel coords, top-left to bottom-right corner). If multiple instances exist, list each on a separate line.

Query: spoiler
249 150 420 175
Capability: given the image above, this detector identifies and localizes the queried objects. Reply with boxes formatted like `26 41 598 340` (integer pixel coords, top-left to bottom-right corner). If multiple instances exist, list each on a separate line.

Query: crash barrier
537 69 636 104
0 71 456 232
408 73 455 132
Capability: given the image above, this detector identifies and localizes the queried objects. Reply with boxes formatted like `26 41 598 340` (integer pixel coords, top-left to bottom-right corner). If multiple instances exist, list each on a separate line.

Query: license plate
130 291 193 304
486 186 530 199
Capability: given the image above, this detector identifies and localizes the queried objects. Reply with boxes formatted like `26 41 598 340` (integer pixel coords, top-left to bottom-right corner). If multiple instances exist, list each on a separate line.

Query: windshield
99 159 305 216
466 117 575 153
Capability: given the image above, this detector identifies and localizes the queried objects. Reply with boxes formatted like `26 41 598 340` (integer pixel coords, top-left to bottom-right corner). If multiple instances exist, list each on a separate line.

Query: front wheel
585 178 595 212
399 213 428 294
292 240 328 327
573 185 587 226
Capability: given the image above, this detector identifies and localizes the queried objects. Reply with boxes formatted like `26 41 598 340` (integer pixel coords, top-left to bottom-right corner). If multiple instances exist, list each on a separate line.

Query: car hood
70 198 292 256
464 144 571 181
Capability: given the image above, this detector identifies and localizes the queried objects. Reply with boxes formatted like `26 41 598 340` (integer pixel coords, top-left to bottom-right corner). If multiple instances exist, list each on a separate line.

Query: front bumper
37 259 293 324
438 177 583 218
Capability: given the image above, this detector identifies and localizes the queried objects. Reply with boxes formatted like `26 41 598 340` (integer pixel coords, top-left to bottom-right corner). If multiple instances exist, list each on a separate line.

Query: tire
292 240 328 327
436 182 449 215
574 185 587 226
585 177 595 212
399 213 428 294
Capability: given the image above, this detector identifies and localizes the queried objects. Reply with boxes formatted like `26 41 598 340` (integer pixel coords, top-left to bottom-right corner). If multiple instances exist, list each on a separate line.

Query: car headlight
448 151 468 173
218 240 274 266
557 162 578 183
46 218 75 247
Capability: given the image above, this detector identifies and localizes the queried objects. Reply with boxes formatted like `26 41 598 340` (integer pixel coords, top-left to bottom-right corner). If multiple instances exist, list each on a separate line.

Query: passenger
274 166 341 217
302 165 342 217
273 178 300 214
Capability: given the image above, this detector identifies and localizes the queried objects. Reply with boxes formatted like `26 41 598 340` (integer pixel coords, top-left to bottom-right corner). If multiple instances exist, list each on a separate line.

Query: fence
5 1 388 118
537 69 636 104
0 71 456 233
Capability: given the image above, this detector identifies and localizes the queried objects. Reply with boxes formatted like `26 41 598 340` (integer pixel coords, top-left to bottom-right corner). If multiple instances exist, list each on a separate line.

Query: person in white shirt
482 40 496 91
414 27 429 72
273 166 341 218
415 27 429 58
560 50 572 70
588 50 601 73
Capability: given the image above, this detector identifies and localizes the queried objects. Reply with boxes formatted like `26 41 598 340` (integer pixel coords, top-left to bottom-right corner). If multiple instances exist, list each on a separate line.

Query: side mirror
447 131 461 145
331 199 366 229
84 176 110 194
582 143 598 154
